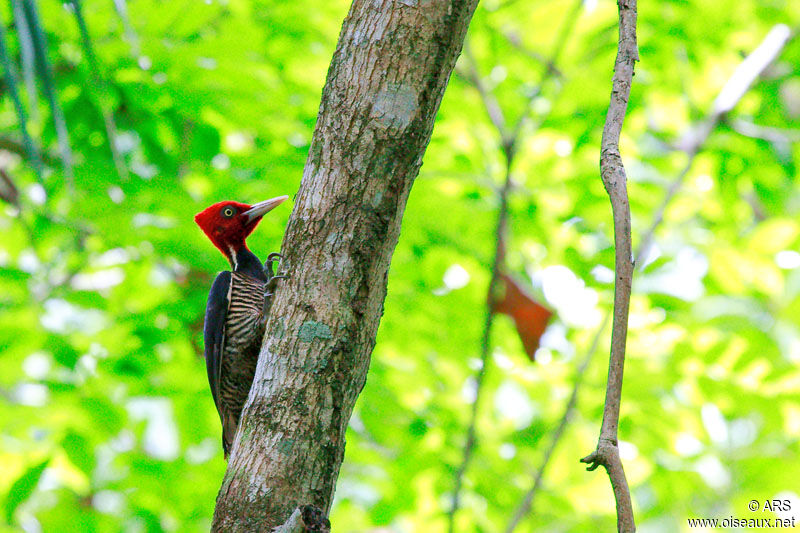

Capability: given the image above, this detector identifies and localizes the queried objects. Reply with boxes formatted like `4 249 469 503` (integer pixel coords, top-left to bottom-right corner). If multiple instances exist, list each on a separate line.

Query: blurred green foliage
0 0 799 531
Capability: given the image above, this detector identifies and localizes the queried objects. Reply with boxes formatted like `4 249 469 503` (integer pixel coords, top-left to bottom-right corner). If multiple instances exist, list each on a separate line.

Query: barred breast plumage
218 272 267 456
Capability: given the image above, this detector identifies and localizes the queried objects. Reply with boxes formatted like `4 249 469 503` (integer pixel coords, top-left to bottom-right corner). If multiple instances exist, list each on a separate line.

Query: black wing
203 271 232 422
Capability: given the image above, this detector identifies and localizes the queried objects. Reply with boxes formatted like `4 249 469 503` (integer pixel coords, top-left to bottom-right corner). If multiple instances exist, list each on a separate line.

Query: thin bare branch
177 118 195 178
20 0 74 185
69 0 128 181
12 0 39 123
730 118 800 143
505 24 794 531
675 24 791 154
459 40 512 153
579 0 638 531
112 0 142 58
0 169 20 206
0 21 44 183
502 29 563 79
447 4 583 530
710 26 791 117
505 315 609 533
637 24 792 267
0 135 57 165
506 0 582 154
447 164 512 533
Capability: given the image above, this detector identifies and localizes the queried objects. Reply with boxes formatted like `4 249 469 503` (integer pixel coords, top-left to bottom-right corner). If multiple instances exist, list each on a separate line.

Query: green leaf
62 431 93 476
4 459 49 524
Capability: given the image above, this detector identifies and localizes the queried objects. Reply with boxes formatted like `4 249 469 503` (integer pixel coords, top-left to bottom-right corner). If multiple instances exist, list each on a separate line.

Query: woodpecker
195 196 288 458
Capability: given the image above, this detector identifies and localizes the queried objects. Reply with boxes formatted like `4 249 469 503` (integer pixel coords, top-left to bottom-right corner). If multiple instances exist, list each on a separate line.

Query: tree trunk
212 0 478 530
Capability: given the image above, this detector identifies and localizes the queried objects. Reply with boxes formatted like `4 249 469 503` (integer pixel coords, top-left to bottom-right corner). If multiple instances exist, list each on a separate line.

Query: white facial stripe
228 245 238 270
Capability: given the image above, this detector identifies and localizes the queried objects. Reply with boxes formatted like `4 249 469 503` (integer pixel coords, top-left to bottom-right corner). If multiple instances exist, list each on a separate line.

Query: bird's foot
262 253 290 321
265 254 290 294
265 274 288 296
263 252 283 280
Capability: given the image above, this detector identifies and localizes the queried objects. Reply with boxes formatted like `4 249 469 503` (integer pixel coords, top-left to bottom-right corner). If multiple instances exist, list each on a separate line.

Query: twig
505 314 609 533
445 42 530 532
69 0 128 180
177 118 195 178
674 24 791 156
708 26 791 120
20 0 74 186
503 22 794 532
460 41 512 151
112 0 141 58
729 118 800 144
578 0 638 531
446 38 519 532
447 5 583 529
447 164 512 533
633 159 690 268
502 29 563 79
0 21 44 183
506 0 582 153
0 169 20 206
12 0 39 123
0 135 57 165
637 23 792 267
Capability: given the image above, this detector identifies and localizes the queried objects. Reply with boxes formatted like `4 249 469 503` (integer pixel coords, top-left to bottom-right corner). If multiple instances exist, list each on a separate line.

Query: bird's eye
221 206 236 218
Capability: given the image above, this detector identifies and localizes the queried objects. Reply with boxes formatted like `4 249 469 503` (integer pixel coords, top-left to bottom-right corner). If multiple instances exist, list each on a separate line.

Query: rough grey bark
212 0 478 530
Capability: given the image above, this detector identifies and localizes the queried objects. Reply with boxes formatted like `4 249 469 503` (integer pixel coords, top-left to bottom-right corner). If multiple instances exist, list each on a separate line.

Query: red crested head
195 196 288 260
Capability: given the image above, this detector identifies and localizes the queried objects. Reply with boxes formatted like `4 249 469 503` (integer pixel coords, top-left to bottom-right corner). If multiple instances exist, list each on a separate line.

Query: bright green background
1 0 799 531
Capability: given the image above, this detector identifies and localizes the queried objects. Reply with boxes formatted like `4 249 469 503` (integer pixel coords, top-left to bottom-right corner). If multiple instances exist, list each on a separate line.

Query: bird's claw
262 253 290 321
265 252 290 292
264 252 283 279
265 274 288 295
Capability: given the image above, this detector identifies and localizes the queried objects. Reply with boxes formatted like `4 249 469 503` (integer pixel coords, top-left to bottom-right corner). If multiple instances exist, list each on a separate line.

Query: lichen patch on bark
371 84 419 132
298 321 333 342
